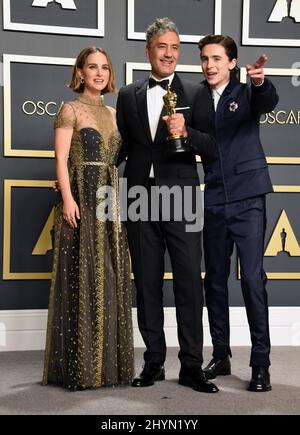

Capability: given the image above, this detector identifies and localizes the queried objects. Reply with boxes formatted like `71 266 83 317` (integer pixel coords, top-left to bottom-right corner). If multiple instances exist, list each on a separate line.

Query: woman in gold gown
42 47 134 390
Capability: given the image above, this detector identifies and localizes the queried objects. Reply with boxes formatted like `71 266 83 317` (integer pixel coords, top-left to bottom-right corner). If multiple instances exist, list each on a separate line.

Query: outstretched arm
246 54 279 116
246 54 268 86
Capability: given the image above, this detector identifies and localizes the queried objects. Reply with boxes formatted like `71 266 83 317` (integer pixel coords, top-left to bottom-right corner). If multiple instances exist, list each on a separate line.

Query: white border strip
1 308 300 351
127 0 222 43
240 67 300 83
242 0 300 47
3 0 105 37
0 62 3 87
125 62 202 85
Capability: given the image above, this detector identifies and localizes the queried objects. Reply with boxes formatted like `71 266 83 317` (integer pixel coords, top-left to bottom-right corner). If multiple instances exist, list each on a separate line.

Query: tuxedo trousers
125 181 204 369
203 195 271 367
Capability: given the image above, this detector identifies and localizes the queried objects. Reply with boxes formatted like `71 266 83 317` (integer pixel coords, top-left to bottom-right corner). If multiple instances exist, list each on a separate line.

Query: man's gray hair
146 17 179 46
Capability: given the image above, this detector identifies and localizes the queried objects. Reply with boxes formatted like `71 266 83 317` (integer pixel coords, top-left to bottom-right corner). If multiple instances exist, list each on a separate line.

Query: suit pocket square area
175 107 190 112
235 158 268 174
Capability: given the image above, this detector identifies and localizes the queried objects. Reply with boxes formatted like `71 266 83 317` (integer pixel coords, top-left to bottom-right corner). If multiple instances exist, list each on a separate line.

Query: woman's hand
62 198 80 229
53 180 60 192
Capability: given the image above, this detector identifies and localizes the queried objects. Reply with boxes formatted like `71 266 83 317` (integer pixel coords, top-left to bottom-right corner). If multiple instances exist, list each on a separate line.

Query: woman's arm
55 127 80 229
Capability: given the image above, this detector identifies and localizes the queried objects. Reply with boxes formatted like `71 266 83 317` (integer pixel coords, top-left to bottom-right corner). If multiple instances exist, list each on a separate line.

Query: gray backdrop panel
0 0 299 310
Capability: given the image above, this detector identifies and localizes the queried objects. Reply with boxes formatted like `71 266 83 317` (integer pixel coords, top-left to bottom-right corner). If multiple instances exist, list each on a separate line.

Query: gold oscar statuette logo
264 209 300 256
268 0 300 23
32 208 55 255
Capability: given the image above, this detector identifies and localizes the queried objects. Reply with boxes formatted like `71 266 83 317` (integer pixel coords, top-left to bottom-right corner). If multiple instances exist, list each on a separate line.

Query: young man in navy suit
117 18 218 393
198 35 279 392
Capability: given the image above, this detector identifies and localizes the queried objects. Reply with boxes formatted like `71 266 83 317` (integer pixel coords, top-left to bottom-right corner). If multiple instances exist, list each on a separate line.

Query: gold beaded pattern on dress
43 94 134 390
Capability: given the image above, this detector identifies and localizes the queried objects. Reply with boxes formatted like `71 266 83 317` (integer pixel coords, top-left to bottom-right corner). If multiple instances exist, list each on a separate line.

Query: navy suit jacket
202 75 279 205
116 73 216 189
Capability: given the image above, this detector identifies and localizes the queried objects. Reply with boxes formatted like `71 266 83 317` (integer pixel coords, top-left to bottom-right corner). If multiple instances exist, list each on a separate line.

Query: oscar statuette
163 85 190 154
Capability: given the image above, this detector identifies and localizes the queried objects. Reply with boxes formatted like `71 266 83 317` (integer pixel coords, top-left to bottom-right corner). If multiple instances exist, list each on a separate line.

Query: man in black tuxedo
117 18 218 393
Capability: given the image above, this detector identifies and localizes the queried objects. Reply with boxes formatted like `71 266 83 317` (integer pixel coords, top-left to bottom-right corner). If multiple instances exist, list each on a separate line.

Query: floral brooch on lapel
229 101 239 112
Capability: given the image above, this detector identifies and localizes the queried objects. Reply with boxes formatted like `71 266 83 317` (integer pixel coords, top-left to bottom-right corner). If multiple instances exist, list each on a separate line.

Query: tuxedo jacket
202 75 279 205
116 73 216 190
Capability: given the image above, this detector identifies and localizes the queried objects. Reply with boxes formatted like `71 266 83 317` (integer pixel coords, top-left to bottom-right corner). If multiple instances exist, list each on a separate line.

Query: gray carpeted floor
0 347 299 415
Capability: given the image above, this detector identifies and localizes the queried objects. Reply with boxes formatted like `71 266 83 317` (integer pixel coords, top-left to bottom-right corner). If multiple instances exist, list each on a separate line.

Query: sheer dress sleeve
54 102 76 129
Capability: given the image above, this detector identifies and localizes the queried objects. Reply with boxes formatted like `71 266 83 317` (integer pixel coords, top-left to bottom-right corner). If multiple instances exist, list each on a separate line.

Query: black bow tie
148 77 169 90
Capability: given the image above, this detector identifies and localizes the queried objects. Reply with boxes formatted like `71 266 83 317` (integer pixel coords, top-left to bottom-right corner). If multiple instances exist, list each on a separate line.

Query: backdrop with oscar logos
0 0 299 349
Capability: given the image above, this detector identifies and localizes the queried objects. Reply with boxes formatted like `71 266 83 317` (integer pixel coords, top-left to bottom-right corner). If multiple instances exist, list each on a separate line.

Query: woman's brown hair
69 47 116 94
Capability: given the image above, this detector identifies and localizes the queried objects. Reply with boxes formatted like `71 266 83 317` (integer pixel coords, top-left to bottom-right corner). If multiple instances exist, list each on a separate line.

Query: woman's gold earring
80 78 84 84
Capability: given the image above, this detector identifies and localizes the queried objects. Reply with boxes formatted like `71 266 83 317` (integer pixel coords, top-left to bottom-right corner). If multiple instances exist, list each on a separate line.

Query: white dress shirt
212 79 265 111
212 82 229 111
147 73 174 178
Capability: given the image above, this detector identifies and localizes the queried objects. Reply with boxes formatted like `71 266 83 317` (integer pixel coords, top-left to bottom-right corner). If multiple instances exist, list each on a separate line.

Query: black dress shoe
203 356 231 380
178 368 219 393
247 366 272 392
132 363 165 387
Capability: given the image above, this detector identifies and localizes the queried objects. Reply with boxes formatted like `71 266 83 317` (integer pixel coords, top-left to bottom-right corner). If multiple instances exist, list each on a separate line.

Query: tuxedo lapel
135 78 152 145
153 104 168 144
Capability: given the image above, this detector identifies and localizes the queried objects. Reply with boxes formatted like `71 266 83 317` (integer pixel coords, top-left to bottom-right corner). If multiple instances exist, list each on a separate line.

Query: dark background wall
0 0 299 310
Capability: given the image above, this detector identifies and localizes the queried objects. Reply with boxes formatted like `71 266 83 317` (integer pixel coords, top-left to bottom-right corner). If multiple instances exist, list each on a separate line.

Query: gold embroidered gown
43 94 134 390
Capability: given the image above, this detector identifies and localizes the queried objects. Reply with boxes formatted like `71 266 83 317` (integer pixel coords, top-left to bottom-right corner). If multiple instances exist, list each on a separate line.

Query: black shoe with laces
179 367 219 393
203 356 231 380
132 362 165 387
247 366 272 392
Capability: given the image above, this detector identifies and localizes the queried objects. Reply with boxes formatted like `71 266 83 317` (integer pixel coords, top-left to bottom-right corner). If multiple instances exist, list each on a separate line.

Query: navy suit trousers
203 195 271 367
